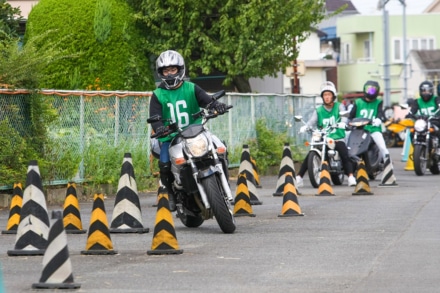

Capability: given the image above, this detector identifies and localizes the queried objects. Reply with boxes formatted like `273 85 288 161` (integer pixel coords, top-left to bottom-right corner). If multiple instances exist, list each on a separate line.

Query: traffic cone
81 193 117 255
8 161 50 256
352 160 374 195
147 186 183 255
233 173 256 217
110 153 149 233
405 143 415 171
278 172 304 217
315 161 335 196
237 145 262 205
2 183 23 234
273 143 300 196
379 155 398 187
401 128 411 162
250 156 262 188
32 219 81 289
63 182 86 234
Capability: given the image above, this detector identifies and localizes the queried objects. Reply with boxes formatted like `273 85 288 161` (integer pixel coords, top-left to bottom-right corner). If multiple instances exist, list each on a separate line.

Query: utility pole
381 0 391 107
399 0 407 103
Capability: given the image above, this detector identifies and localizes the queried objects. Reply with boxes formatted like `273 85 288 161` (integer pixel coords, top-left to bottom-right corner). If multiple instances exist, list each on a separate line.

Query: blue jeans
160 141 171 163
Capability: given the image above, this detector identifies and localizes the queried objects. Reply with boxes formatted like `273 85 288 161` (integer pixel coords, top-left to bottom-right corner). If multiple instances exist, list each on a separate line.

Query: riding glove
337 122 346 129
156 125 168 135
372 118 382 127
214 102 228 114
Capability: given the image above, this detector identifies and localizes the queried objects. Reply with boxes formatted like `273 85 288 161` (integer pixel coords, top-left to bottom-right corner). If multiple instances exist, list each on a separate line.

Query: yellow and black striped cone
352 160 374 195
147 186 183 255
32 219 81 289
8 161 50 256
110 153 149 233
379 155 398 187
273 143 300 196
63 182 86 234
2 183 23 234
233 173 256 217
315 161 335 196
278 172 304 217
250 156 262 188
81 193 117 255
238 145 262 205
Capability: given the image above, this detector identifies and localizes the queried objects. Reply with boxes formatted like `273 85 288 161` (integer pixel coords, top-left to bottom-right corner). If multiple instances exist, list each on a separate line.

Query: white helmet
156 50 185 89
320 81 337 103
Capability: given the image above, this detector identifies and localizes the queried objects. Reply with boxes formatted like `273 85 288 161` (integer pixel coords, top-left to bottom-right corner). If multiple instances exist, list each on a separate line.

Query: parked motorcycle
407 111 440 176
346 118 383 179
295 115 346 188
383 118 413 148
147 90 236 234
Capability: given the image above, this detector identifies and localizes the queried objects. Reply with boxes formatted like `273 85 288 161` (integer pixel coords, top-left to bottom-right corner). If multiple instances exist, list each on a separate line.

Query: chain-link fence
0 89 318 189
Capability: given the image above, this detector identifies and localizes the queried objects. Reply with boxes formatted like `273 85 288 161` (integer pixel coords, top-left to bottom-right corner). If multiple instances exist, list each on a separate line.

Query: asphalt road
1 147 440 293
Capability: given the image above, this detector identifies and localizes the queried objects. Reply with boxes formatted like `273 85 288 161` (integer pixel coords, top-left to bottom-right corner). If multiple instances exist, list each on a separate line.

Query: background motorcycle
148 90 236 234
347 118 383 179
407 111 440 176
383 118 413 148
295 115 346 188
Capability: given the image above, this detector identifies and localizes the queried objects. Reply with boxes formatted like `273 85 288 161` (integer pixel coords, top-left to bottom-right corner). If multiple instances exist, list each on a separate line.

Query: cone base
233 213 256 217
65 229 87 234
81 250 118 255
147 249 183 255
7 249 45 256
378 182 398 187
1 230 17 235
250 200 263 205
32 282 81 289
272 192 283 197
109 228 150 234
352 192 374 196
278 213 304 217
315 193 335 196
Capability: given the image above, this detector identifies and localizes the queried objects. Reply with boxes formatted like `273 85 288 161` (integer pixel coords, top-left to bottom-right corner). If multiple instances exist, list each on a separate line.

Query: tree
134 0 327 92
0 0 23 40
24 0 155 91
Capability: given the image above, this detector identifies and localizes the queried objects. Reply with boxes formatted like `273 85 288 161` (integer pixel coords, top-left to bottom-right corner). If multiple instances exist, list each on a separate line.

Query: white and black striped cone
273 143 300 196
379 155 398 187
32 219 81 289
237 145 262 205
8 161 50 256
110 153 149 233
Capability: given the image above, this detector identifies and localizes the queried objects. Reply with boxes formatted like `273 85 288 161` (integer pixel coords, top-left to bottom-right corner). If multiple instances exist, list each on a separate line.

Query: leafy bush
24 0 155 91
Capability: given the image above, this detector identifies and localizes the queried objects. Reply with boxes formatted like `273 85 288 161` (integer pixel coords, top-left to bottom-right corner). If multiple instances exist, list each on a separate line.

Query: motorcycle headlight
184 133 209 157
414 119 427 132
312 132 322 141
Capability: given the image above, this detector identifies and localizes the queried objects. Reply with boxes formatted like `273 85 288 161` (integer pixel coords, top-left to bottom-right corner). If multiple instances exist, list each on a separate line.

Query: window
340 43 351 64
393 37 436 62
364 40 372 60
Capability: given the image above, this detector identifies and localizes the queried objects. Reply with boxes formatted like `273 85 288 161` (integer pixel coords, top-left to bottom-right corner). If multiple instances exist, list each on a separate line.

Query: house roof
326 0 358 13
411 49 440 74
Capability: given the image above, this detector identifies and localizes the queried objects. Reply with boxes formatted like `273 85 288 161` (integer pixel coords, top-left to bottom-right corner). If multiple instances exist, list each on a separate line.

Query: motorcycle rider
149 50 228 211
348 80 392 164
406 80 440 118
296 81 357 187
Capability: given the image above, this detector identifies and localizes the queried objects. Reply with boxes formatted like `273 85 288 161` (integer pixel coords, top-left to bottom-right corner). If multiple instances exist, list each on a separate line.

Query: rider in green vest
296 81 356 187
407 80 440 117
149 50 228 211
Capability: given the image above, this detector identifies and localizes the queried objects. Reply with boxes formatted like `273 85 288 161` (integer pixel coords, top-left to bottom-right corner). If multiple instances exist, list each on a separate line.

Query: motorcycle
346 118 383 180
147 90 236 234
295 115 346 188
383 118 413 148
407 110 440 176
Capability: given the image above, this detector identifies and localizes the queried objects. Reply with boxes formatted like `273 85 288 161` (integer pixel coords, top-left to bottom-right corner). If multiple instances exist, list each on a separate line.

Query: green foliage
24 0 155 91
0 0 23 40
134 0 326 92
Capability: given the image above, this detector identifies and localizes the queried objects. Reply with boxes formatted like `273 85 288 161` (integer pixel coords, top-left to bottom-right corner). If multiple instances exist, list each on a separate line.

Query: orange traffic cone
278 172 304 217
315 161 335 196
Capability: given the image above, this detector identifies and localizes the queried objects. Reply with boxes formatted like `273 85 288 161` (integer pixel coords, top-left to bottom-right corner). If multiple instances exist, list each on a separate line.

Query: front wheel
307 152 321 188
176 206 204 228
413 144 427 176
201 175 236 234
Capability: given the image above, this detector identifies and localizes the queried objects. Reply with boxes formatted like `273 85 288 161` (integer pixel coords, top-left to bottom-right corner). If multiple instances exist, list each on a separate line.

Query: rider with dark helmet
149 50 228 211
349 80 391 162
407 81 440 117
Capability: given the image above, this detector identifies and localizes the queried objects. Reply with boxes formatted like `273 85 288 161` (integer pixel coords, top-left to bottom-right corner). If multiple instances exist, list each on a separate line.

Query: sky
350 0 434 15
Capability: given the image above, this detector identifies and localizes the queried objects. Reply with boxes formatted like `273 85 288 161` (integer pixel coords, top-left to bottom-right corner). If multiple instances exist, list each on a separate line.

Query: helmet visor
420 84 432 93
365 85 378 96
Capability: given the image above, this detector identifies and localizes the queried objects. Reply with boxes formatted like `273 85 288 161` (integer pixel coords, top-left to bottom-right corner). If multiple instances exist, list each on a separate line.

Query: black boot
159 161 176 211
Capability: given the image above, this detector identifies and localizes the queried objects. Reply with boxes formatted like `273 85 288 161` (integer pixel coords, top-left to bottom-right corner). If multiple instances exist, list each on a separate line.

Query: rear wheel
201 175 236 234
307 152 321 188
413 145 427 176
